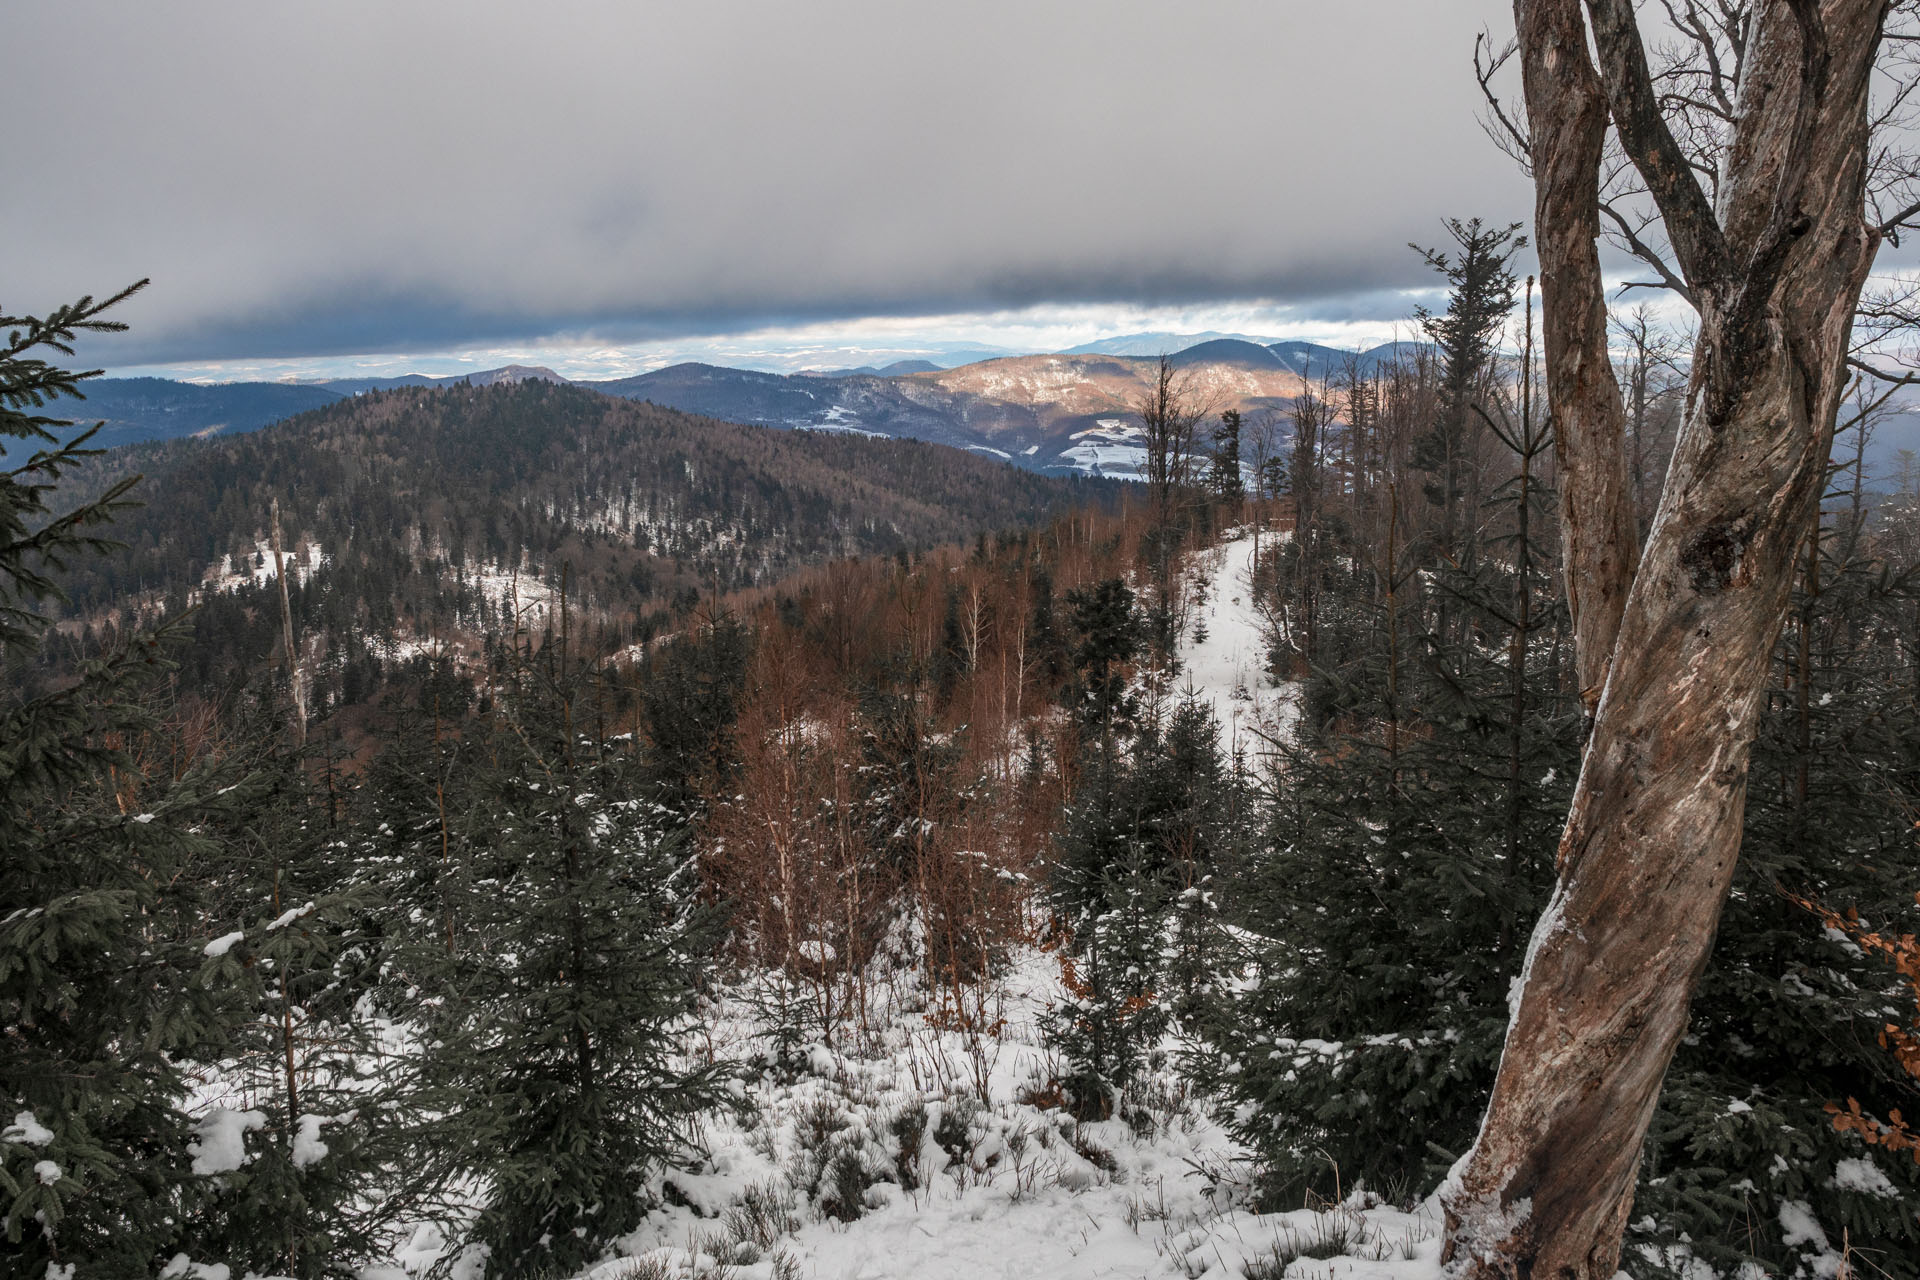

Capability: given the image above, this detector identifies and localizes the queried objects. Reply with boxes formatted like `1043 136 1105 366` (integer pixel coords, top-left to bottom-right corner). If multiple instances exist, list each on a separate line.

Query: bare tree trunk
1445 3 1885 1275
270 497 307 748
1514 0 1640 712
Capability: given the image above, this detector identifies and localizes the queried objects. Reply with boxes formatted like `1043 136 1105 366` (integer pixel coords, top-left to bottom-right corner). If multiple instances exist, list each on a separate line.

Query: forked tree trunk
1444 2 1885 1275
1511 0 1639 707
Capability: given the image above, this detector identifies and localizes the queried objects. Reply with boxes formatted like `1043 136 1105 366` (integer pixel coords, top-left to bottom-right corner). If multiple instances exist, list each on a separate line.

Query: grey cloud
8 0 1530 364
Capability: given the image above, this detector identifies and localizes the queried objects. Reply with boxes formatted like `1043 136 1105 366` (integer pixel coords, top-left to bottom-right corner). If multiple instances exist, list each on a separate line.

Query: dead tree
1136 354 1210 660
270 497 307 748
1444 2 1893 1276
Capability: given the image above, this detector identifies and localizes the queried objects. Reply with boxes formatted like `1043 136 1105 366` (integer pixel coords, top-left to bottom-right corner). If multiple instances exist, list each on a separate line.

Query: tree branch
1586 0 1729 293
1598 198 1697 304
1846 353 1920 384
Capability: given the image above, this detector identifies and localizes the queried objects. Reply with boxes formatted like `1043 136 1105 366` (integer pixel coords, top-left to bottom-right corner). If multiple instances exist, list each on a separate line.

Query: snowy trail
1177 531 1299 758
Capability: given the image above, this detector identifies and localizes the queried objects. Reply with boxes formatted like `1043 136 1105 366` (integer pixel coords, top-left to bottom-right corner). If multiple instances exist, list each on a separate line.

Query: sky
10 1 1533 380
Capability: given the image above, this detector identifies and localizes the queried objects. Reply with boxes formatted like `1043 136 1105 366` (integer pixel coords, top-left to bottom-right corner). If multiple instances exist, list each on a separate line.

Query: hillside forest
7 217 1920 1280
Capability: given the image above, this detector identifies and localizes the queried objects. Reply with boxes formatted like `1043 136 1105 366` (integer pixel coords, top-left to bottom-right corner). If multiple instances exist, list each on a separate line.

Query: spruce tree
641 611 750 824
1408 219 1524 569
402 635 727 1276
184 729 394 1278
0 284 269 1271
1209 409 1244 508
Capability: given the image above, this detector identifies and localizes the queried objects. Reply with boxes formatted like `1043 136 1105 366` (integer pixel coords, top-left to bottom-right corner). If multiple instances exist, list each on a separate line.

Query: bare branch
1846 354 1920 384
1598 198 1697 304
1586 0 1729 293
1474 30 1533 163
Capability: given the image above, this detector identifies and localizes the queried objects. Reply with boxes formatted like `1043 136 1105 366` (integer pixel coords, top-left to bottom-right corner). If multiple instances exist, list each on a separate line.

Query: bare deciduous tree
1136 354 1213 659
1444 2 1899 1275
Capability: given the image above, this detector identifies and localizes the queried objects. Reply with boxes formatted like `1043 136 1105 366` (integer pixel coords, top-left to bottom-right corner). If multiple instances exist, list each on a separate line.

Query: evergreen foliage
1047 573 1239 1119
1199 557 1577 1205
1408 219 1524 565
395 634 728 1276
185 736 393 1277
0 283 265 1272
1209 409 1244 506
642 611 752 825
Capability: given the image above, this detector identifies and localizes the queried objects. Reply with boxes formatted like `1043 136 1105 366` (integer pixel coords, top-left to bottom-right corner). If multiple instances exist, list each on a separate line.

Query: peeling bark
1443 2 1886 1275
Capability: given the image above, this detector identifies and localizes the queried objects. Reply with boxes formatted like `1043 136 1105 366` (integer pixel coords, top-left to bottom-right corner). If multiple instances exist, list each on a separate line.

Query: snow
188 1107 266 1175
268 901 316 931
33 1160 61 1184
1059 420 1149 479
1776 1200 1831 1253
1831 1155 1898 1198
202 930 244 958
160 1259 233 1280
1178 532 1300 759
806 405 889 437
4 1111 55 1146
292 1112 338 1169
199 538 326 596
357 939 1448 1280
547 951 1445 1280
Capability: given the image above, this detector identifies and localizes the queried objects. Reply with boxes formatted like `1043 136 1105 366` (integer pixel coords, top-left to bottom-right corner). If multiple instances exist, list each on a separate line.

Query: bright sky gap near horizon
11 0 1545 380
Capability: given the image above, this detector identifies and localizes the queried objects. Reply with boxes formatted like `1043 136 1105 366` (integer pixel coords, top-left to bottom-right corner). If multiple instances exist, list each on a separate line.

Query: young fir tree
184 722 394 1278
1046 584 1246 1119
1209 409 1244 509
641 610 750 825
402 627 727 1277
1409 219 1524 571
353 656 484 970
0 284 276 1272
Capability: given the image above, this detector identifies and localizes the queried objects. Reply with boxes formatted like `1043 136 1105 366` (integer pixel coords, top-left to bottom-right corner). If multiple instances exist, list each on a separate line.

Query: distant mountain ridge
6 377 347 455
800 359 944 378
76 338 1418 475
316 363 568 395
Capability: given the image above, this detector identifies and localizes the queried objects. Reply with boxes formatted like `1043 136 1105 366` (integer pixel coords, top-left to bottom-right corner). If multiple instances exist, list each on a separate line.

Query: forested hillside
10 220 1920 1277
25 380 1113 703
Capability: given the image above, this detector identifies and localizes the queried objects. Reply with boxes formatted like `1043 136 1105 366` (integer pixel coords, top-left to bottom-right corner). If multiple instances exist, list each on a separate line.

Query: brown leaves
1794 887 1920 1159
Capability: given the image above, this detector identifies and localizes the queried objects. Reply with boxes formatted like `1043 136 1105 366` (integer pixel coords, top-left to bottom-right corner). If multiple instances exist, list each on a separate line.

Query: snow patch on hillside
1059 419 1148 478
199 539 326 595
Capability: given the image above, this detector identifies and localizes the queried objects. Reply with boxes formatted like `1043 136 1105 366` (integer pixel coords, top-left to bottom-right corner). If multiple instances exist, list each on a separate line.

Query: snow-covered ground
1178 531 1299 762
374 950 1443 1280
353 534 1434 1280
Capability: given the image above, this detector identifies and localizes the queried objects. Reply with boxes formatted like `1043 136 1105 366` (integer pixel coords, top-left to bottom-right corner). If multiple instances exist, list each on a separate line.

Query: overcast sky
10 1 1532 377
